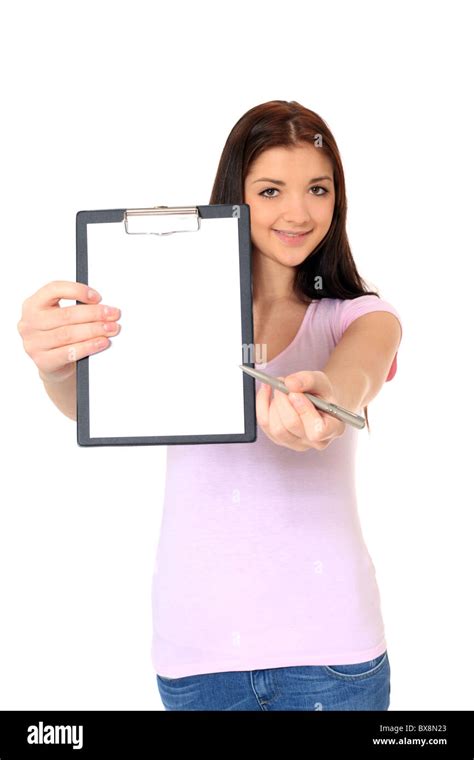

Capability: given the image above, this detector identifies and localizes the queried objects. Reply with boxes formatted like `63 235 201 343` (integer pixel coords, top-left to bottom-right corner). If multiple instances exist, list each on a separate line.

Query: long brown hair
209 100 379 432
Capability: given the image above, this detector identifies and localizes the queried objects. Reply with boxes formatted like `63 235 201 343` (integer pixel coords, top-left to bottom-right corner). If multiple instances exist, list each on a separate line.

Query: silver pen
239 365 366 430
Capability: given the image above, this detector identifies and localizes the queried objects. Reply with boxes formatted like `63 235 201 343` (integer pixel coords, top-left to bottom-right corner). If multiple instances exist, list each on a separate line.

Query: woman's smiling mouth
272 229 313 245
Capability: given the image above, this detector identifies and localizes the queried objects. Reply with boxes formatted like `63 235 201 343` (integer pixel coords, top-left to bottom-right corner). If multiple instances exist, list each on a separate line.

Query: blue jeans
156 650 390 711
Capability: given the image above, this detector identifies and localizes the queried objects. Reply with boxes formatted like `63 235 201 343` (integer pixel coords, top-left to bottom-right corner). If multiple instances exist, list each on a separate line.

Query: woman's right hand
17 280 121 383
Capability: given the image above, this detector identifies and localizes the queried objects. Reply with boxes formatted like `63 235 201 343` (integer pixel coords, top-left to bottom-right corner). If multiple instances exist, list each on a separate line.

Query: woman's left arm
256 311 402 452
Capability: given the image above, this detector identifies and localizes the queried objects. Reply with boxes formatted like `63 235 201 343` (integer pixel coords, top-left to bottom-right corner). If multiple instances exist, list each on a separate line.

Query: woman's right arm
38 366 78 421
17 280 121 421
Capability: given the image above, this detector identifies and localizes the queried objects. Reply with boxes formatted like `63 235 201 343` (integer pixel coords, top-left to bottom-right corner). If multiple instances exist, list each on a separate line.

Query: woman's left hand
256 370 346 451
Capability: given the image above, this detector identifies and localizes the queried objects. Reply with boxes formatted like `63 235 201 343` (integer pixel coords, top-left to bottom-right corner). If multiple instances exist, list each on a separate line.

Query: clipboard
76 203 256 447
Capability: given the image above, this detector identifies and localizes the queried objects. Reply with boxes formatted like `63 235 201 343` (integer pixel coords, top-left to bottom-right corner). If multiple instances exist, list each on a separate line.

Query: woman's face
243 142 336 270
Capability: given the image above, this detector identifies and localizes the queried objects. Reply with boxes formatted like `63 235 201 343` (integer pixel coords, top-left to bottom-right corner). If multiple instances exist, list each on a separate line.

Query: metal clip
124 206 200 235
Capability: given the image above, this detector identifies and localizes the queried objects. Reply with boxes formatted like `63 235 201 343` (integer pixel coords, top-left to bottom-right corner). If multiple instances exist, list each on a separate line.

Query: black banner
0 710 472 757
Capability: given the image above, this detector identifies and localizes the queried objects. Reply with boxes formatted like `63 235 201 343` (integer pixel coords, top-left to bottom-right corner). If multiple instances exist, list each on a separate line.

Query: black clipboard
76 203 256 446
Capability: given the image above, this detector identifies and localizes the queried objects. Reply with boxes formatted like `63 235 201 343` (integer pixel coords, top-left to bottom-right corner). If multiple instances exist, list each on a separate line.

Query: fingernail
88 289 101 300
289 392 305 407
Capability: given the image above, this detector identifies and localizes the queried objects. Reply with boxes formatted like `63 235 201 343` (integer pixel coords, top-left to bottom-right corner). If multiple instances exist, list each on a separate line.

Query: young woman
18 100 402 711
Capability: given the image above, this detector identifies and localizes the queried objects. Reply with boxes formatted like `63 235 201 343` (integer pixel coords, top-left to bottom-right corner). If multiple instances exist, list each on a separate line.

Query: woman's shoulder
317 293 402 344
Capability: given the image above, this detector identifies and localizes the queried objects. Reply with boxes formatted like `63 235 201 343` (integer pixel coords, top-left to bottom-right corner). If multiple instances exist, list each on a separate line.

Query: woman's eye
259 186 328 199
260 187 278 198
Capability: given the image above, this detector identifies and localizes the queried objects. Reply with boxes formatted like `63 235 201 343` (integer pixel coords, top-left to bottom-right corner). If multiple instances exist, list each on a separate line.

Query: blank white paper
86 216 246 438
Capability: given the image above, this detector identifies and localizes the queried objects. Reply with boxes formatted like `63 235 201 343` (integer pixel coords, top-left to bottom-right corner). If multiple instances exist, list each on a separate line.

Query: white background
2 0 473 710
